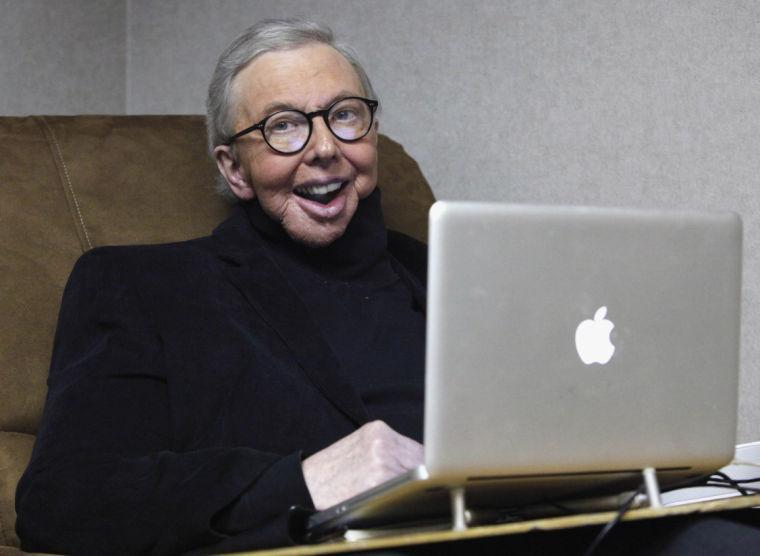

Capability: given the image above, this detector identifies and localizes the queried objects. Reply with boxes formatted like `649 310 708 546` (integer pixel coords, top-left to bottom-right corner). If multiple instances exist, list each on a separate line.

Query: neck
242 188 388 279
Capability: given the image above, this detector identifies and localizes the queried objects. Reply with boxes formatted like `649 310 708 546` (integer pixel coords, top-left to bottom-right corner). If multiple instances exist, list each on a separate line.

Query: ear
213 145 255 201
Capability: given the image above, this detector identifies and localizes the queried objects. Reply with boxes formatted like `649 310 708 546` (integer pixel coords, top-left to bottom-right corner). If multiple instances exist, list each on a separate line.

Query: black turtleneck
242 189 425 441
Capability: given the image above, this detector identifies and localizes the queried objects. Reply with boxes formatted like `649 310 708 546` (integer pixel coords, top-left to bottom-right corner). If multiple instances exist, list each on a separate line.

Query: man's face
216 43 378 247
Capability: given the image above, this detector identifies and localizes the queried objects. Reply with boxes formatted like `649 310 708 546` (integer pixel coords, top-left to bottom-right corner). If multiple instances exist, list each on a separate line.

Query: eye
266 112 305 135
271 120 294 131
333 109 357 122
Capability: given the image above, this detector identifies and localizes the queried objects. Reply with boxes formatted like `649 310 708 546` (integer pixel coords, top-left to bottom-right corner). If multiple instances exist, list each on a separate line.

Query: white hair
206 18 378 200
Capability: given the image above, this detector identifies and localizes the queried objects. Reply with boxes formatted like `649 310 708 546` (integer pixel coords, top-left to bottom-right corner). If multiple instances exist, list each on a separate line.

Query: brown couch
0 115 434 552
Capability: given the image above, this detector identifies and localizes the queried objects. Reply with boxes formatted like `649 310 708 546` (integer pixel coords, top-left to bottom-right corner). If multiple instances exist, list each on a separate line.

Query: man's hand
301 420 424 510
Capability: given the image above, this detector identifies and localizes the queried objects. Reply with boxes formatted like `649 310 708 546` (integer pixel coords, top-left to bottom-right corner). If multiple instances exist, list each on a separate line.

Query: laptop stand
642 467 662 507
447 467 663 531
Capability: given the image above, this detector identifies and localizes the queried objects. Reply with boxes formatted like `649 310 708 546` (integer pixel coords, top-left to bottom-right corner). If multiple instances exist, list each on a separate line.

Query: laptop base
306 466 689 542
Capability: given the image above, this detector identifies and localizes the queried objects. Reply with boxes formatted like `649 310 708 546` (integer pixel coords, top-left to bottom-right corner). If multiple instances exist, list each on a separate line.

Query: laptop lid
424 201 742 480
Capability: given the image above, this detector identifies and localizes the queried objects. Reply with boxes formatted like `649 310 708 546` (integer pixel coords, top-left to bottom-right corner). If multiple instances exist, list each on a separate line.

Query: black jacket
16 203 426 555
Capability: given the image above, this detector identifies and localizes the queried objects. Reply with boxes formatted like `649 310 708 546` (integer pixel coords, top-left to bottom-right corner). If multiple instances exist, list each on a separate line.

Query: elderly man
16 19 425 555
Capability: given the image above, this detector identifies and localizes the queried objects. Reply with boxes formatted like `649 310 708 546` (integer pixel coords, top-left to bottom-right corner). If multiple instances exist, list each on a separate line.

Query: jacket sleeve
15 249 313 555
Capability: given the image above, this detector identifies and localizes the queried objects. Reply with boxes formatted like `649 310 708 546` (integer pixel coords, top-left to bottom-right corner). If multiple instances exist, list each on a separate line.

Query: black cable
704 482 760 495
708 471 750 495
706 471 760 496
582 483 645 556
659 472 760 496
723 477 760 484
709 471 760 485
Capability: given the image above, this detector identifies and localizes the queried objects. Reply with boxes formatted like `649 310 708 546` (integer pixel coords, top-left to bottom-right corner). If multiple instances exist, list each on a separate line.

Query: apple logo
574 306 616 365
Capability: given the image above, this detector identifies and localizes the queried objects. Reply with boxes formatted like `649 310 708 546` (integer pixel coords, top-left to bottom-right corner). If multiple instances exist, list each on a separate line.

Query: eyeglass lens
264 98 373 153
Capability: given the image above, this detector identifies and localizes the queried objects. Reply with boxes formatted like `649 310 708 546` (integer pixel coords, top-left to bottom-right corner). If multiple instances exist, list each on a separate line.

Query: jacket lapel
388 253 426 313
213 207 370 427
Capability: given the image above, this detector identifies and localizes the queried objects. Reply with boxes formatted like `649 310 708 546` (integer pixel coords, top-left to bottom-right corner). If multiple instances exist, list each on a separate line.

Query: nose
304 117 339 164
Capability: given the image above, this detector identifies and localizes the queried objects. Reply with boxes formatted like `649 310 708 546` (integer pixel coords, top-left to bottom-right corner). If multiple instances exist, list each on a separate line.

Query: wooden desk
238 494 760 555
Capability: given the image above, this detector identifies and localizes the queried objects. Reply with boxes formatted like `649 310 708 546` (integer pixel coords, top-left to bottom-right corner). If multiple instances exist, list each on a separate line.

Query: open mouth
294 181 346 205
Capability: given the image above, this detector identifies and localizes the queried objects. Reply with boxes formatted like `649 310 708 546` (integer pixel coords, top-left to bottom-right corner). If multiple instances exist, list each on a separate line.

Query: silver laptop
306 201 742 538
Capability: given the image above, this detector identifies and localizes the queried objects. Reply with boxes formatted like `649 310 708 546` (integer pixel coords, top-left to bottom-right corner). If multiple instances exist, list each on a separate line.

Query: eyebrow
258 90 361 118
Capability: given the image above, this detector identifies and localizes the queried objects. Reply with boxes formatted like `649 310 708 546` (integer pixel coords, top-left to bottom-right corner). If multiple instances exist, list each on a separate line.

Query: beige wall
0 0 125 114
3 0 760 443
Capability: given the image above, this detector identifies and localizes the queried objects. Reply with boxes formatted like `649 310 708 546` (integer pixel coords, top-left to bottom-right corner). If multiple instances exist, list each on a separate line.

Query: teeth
296 181 342 195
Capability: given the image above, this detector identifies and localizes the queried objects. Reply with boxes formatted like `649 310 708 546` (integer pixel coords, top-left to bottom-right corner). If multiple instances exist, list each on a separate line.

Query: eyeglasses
222 96 379 154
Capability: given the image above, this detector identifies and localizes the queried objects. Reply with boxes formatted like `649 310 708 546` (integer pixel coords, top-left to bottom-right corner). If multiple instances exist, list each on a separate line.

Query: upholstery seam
39 116 93 250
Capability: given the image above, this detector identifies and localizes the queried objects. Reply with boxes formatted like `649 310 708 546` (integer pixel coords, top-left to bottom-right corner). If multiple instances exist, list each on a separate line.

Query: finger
382 434 424 471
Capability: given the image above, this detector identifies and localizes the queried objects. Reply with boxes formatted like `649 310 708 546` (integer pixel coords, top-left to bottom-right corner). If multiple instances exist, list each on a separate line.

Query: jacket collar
212 205 371 427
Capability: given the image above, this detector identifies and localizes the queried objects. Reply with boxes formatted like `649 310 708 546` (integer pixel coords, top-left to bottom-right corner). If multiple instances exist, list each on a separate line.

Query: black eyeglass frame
222 96 379 153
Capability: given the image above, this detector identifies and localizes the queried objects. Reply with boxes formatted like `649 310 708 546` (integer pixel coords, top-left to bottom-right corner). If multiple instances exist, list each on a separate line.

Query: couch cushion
1 117 81 436
0 116 232 435
376 134 434 243
0 433 34 548
31 116 231 249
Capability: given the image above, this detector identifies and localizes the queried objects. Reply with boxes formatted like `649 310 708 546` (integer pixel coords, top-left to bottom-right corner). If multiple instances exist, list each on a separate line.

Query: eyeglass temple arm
223 122 263 146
